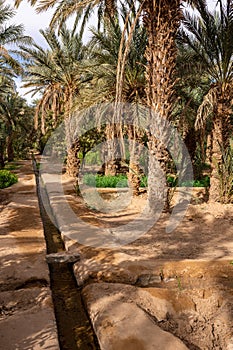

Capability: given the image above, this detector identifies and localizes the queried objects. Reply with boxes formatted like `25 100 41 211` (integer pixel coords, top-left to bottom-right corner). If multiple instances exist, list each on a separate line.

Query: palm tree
0 91 34 162
174 42 211 179
0 0 32 166
20 26 90 176
180 0 233 203
14 0 204 208
138 0 182 211
87 7 147 194
138 0 215 212
0 76 15 167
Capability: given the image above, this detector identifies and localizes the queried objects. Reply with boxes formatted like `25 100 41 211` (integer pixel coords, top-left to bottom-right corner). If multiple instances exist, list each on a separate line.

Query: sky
5 0 218 103
6 0 53 47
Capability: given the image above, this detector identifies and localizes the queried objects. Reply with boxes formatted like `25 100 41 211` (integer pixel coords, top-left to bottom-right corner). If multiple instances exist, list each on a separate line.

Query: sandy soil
60 174 233 349
0 161 59 350
1 161 233 349
62 173 233 263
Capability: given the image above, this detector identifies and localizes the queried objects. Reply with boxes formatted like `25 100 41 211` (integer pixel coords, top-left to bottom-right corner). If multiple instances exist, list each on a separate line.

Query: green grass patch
82 174 149 188
0 170 18 189
83 174 128 188
167 175 210 188
82 174 210 188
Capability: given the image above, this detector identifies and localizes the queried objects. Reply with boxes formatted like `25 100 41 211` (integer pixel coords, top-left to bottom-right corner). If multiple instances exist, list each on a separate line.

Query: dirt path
0 160 59 349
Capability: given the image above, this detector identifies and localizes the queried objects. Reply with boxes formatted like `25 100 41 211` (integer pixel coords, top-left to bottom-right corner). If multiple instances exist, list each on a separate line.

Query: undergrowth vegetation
82 174 210 188
0 170 18 189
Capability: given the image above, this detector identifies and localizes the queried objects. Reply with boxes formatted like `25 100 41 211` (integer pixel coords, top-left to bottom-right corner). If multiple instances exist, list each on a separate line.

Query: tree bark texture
143 0 181 211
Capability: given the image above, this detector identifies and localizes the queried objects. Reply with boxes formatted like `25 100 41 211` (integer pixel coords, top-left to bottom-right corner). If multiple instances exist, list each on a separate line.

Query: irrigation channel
33 158 100 350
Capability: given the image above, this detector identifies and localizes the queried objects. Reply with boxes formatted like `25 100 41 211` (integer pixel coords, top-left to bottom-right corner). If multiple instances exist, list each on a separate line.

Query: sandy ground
1 161 233 349
59 174 233 349
61 173 233 264
0 161 59 350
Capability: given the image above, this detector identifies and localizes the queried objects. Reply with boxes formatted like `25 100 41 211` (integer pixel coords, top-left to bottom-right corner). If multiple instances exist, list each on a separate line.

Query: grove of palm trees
0 0 233 349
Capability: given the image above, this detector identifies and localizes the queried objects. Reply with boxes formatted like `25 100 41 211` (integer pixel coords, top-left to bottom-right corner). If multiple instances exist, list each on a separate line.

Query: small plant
167 175 178 187
140 175 148 187
176 275 183 291
193 176 210 187
0 170 18 189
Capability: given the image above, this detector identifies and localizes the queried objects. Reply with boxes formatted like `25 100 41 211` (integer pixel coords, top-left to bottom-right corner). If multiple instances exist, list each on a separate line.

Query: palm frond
195 86 218 130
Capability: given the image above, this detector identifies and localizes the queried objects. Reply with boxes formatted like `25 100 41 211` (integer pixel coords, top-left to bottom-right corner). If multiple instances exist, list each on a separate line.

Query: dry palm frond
115 1 145 108
195 86 218 130
14 0 38 7
113 1 145 158
15 0 118 34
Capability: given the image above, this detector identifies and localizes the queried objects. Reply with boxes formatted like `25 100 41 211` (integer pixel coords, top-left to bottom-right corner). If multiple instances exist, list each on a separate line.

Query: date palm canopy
14 0 117 31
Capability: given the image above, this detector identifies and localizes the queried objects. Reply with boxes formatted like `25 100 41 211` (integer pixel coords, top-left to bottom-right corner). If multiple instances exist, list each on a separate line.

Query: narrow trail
0 160 59 349
33 158 99 350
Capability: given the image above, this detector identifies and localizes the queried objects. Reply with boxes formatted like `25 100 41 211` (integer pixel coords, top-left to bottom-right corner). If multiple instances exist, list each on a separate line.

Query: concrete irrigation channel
33 158 100 350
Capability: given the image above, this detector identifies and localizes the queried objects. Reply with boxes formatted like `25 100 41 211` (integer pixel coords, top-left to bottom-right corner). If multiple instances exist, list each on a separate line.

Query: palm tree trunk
0 140 5 169
104 123 122 176
209 97 232 202
209 117 222 202
128 160 141 196
128 125 144 196
66 141 80 178
7 133 14 162
183 127 198 178
104 0 116 22
64 91 80 179
143 0 181 212
65 110 80 179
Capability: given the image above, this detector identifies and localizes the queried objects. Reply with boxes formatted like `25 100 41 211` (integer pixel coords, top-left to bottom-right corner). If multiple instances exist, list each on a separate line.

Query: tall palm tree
138 0 212 212
0 0 32 166
139 0 182 212
88 8 147 194
20 26 90 176
0 76 15 167
15 0 205 209
0 91 34 162
174 42 210 179
180 0 233 203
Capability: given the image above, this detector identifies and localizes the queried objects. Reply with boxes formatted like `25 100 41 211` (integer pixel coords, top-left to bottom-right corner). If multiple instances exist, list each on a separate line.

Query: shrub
82 174 128 188
0 170 18 189
167 175 209 187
